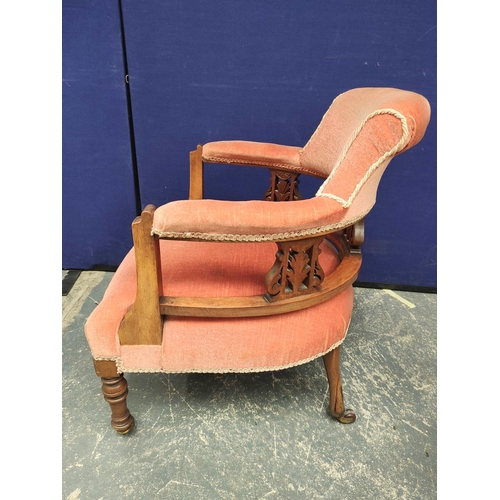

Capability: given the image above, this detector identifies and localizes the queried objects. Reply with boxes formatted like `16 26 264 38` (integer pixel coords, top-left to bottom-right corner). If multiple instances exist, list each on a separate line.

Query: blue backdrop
63 0 436 288
62 0 137 270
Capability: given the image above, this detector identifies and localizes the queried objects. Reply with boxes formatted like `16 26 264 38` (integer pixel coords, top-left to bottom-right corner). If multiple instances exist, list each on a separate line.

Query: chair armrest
152 196 367 242
202 141 325 178
189 141 325 201
116 205 363 346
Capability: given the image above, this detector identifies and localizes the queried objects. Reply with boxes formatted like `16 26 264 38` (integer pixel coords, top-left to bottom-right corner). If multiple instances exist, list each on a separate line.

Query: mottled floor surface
62 271 437 499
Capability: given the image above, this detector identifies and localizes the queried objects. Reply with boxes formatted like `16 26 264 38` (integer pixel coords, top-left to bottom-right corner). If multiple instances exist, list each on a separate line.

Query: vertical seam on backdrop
118 0 142 215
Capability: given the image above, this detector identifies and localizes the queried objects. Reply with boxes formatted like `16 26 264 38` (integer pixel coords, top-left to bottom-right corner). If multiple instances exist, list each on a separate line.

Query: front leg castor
329 408 357 424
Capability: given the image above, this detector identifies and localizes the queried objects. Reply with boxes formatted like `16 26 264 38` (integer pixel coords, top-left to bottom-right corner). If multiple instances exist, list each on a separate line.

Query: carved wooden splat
264 170 302 202
265 236 325 302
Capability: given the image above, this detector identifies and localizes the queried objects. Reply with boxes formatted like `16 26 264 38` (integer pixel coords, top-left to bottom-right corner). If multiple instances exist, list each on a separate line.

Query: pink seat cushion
85 240 354 373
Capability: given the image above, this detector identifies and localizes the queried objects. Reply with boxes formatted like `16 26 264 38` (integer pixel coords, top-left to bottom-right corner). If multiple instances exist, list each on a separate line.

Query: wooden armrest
201 140 314 173
151 196 366 243
118 206 364 345
189 142 327 201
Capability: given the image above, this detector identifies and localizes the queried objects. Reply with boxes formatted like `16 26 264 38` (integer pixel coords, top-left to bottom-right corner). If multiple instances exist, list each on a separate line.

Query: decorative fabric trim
151 211 369 242
93 356 121 362
201 155 324 178
315 109 409 207
317 193 345 205
93 322 349 375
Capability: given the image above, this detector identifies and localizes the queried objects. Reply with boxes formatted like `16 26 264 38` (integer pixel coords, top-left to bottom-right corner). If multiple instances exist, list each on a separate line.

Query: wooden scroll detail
189 145 204 200
322 346 356 424
344 218 365 254
118 205 163 345
264 170 302 202
265 236 325 302
159 233 361 318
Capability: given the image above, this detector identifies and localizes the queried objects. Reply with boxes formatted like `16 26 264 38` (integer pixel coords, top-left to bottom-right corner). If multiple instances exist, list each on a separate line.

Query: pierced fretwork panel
265 236 325 302
264 170 302 202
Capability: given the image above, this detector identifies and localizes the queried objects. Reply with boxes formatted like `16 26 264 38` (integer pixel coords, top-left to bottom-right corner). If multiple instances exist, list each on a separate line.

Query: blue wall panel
62 0 435 284
121 0 436 288
62 0 137 269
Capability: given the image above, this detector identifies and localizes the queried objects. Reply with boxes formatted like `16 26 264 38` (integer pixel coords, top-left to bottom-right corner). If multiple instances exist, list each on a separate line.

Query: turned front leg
322 346 356 424
94 359 135 434
101 375 135 434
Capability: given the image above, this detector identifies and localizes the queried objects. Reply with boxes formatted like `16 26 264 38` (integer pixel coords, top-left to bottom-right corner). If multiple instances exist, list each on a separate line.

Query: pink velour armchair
84 87 430 434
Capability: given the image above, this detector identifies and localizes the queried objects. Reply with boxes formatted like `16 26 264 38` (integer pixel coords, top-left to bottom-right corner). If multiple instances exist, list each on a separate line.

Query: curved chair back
300 88 431 215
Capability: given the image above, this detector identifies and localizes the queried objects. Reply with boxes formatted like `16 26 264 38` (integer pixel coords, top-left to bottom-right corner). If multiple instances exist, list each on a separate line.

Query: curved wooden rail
119 200 363 344
159 251 361 318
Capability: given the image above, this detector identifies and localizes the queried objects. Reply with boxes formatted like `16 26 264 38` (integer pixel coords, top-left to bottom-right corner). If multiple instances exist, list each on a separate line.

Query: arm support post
118 205 163 345
189 145 204 200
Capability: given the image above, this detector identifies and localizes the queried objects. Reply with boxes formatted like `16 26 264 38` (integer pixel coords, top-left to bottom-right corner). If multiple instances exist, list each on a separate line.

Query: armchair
84 87 430 434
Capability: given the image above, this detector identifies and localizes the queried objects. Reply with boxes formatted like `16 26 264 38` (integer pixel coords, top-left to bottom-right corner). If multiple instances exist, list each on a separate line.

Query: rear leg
322 346 356 424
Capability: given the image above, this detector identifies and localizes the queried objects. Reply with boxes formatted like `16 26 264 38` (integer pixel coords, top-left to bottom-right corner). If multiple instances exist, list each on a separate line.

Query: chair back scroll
300 88 431 215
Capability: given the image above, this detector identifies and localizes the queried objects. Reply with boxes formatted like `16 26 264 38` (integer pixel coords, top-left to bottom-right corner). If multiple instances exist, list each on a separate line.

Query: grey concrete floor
62 271 436 499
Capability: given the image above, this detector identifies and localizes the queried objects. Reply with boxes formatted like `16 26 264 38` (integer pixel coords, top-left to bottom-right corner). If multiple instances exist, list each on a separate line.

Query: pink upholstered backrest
300 88 431 212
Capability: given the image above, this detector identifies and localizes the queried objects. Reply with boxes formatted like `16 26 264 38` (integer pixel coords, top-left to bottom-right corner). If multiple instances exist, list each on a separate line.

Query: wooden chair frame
95 145 364 433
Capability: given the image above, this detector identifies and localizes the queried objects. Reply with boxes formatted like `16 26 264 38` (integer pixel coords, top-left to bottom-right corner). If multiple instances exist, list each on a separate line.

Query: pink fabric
152 196 368 241
85 87 431 373
318 113 402 203
152 88 430 239
202 141 312 174
85 240 354 372
300 87 431 177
